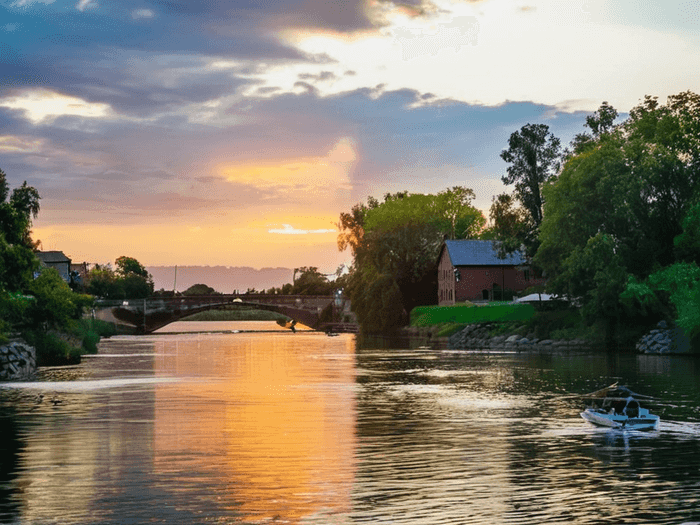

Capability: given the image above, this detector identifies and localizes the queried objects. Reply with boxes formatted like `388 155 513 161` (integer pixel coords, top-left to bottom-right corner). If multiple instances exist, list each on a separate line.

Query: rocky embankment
0 339 37 381
635 321 692 354
448 322 591 351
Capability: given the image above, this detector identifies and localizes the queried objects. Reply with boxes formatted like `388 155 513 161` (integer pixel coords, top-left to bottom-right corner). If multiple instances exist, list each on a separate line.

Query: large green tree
85 257 154 299
535 92 700 343
338 189 485 332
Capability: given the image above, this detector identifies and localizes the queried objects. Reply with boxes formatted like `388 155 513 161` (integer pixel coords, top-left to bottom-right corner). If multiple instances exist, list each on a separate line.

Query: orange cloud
218 137 356 196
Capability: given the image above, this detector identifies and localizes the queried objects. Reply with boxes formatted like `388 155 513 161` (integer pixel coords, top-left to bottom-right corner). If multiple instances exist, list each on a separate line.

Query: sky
1 0 699 273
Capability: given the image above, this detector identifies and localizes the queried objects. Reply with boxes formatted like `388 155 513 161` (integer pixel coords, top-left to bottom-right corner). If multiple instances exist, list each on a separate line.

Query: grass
411 303 536 327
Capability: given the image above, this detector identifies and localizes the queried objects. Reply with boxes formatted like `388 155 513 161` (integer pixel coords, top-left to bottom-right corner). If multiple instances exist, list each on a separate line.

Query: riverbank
400 320 697 354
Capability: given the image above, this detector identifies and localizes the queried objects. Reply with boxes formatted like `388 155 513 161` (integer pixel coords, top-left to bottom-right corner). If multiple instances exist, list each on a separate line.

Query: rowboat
580 384 660 430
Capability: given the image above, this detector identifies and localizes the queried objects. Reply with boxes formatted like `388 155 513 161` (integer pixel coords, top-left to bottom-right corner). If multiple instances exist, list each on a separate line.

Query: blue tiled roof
443 240 525 266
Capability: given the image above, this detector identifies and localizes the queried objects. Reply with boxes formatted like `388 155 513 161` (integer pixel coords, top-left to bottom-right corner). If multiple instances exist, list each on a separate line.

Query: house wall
437 248 456 305
455 266 546 302
48 262 71 282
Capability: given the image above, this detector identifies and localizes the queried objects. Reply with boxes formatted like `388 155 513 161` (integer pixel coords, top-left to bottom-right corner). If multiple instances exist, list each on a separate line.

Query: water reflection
2 328 700 524
153 331 357 523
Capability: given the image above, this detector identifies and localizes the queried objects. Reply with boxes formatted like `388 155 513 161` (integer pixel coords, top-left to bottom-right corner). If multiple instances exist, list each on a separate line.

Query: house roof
36 251 71 264
442 240 525 266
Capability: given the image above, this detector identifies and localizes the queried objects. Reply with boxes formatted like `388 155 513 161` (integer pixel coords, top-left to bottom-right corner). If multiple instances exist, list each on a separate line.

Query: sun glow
0 89 113 124
219 137 356 194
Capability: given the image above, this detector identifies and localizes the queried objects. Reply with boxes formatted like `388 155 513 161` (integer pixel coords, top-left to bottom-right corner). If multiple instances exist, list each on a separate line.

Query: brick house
437 240 546 305
36 251 72 282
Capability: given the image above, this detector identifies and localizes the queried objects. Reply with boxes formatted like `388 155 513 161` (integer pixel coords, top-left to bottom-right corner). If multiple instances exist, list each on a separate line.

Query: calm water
2 321 700 524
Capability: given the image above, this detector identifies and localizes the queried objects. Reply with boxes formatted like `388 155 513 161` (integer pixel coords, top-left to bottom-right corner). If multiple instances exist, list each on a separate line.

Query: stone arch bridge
93 294 351 334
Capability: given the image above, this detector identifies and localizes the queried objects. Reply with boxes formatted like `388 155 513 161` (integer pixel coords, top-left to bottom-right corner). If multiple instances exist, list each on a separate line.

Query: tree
291 267 334 295
338 189 484 332
500 123 561 228
182 284 219 296
115 256 149 278
487 192 536 258
535 92 700 344
85 258 153 299
114 256 153 297
26 268 86 330
538 93 700 284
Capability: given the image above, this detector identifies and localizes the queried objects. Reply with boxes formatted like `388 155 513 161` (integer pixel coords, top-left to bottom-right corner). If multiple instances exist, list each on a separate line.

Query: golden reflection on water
153 329 357 523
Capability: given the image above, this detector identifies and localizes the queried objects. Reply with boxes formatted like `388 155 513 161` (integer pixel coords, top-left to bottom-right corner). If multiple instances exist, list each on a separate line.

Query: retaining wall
0 339 37 381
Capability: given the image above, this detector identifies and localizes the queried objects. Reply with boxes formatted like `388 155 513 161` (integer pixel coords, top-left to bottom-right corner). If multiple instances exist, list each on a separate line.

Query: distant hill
147 266 294 294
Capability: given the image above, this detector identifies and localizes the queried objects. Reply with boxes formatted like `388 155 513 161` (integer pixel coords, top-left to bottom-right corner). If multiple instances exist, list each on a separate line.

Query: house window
524 269 530 281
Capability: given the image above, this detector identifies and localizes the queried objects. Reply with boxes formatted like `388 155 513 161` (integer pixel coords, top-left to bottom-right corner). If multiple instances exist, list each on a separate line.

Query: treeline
81 257 154 299
150 267 342 297
0 168 158 363
0 169 94 363
531 92 700 347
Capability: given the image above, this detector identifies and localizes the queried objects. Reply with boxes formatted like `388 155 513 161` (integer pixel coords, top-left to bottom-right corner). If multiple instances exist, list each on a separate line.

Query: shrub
23 330 81 366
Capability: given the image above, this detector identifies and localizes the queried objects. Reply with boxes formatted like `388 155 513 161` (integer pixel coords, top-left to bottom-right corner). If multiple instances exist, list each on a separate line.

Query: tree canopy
534 92 700 344
339 188 485 332
85 257 154 299
500 123 561 228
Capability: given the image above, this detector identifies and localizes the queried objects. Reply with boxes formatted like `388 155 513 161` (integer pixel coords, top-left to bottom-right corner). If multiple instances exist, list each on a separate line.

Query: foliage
85 265 121 298
68 318 119 354
85 257 153 299
182 283 220 295
22 330 82 366
26 268 91 330
410 303 536 327
115 256 149 278
0 169 41 248
487 193 536 258
674 201 700 264
621 262 700 342
0 169 41 299
338 188 484 333
291 267 335 295
500 123 561 228
535 92 700 345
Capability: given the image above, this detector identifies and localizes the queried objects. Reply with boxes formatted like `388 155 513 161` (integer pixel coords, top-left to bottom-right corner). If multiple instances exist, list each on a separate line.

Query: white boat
580 384 660 430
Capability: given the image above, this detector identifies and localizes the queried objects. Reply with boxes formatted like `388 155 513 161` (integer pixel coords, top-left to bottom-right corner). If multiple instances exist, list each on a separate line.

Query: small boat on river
580 383 660 430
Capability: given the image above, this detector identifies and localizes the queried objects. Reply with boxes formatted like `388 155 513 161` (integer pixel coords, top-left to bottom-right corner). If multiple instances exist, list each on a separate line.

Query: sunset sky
2 0 699 272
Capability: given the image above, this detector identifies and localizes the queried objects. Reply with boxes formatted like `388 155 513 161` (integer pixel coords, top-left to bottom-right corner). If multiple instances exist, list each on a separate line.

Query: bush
68 318 117 354
23 330 81 366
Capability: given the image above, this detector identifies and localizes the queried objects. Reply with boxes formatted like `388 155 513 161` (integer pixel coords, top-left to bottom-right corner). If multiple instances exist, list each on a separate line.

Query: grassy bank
409 303 650 347
181 308 289 322
410 303 537 337
22 318 122 366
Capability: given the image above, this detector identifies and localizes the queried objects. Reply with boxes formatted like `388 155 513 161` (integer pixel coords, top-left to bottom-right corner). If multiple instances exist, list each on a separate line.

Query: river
1 321 700 524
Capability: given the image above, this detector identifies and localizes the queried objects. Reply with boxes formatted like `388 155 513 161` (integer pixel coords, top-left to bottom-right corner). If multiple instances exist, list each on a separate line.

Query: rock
657 320 668 329
539 339 553 345
506 335 519 343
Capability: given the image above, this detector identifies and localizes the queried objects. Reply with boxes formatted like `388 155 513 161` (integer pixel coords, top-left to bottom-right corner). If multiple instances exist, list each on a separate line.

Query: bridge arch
93 295 337 334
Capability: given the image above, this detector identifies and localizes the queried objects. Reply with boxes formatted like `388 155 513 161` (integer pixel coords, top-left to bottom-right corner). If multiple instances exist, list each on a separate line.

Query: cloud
219 137 356 197
268 224 337 235
132 8 155 19
76 0 97 12
0 89 113 124
11 0 54 6
252 0 700 113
